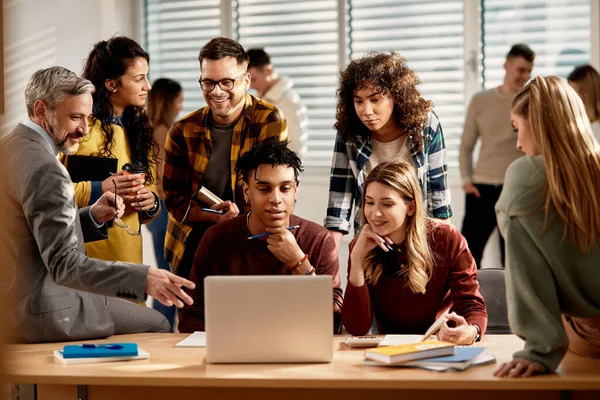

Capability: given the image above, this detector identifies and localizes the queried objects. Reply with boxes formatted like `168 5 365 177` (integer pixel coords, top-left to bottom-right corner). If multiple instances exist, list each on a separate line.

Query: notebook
62 343 138 358
402 346 486 370
65 155 118 183
196 186 223 206
364 340 455 365
54 349 150 364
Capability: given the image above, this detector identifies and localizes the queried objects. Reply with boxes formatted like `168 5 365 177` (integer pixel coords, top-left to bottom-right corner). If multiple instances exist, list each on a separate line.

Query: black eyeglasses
198 72 245 92
113 180 141 236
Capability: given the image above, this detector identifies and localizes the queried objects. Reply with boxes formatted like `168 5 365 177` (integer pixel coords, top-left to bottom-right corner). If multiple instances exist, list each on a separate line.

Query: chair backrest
477 268 511 334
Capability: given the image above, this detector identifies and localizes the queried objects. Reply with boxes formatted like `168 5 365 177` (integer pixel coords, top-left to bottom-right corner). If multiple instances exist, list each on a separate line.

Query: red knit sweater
342 222 487 336
179 213 343 333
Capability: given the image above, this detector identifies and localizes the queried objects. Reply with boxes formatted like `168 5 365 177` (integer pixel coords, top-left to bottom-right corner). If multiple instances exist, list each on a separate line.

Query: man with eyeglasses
0 67 196 343
163 37 288 280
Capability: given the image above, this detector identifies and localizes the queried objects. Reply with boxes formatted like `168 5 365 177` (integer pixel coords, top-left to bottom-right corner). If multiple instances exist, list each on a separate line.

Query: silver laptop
205 275 334 363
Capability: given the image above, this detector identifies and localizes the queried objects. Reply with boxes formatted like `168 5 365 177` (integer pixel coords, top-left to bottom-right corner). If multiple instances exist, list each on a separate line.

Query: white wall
0 0 141 136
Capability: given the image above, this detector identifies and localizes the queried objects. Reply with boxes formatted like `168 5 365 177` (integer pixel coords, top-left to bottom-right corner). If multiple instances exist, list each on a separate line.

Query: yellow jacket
60 119 158 265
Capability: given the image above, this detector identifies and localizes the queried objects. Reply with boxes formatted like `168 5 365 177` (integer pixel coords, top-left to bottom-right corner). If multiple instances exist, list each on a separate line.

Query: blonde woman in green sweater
494 76 600 378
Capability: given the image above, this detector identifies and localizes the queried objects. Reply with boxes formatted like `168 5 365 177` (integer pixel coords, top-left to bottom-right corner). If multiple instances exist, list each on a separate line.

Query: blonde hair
568 65 600 123
361 161 433 293
512 76 600 252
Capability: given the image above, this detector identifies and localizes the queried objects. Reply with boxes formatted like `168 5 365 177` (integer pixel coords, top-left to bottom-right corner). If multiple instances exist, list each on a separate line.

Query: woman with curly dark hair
60 36 160 272
325 52 452 251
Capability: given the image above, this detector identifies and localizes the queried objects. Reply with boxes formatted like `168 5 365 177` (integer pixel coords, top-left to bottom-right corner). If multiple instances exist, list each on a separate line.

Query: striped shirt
163 94 288 270
325 110 452 234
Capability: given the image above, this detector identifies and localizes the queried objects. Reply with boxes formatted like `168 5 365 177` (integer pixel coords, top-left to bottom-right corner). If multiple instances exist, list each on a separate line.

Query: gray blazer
0 124 149 343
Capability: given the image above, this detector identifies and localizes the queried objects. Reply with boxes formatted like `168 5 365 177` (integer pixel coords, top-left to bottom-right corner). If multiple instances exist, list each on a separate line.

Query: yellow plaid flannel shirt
163 94 288 271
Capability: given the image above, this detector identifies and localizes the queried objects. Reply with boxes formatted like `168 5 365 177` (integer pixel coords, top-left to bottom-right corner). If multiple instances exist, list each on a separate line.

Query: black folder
65 155 118 183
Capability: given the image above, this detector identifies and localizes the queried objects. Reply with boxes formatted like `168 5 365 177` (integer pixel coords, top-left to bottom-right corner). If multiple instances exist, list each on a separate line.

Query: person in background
247 48 308 158
495 76 600 378
0 66 195 345
342 161 486 343
146 78 184 330
459 44 535 269
60 36 161 275
179 138 343 333
163 37 287 280
325 52 452 252
568 64 600 141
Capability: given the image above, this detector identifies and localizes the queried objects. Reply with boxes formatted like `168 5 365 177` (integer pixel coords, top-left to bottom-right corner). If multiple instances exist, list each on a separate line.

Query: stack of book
53 342 150 364
364 340 495 371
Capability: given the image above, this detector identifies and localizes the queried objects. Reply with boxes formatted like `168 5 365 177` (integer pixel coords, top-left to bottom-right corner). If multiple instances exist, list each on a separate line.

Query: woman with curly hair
325 52 452 251
494 76 600 377
61 36 160 269
342 161 486 343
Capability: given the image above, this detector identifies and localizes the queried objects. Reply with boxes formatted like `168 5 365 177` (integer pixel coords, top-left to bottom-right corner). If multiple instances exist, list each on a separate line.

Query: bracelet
288 254 308 272
304 265 315 275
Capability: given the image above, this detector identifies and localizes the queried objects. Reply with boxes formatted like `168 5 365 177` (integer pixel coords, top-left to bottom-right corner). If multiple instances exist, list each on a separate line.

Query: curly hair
235 137 303 186
334 52 432 151
82 36 158 183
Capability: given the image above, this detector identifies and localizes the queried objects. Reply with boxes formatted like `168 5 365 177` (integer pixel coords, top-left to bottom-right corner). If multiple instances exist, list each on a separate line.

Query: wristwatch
142 192 160 219
470 324 481 343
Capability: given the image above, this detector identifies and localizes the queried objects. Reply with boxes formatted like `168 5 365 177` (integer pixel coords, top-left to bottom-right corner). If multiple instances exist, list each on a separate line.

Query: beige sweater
459 87 523 185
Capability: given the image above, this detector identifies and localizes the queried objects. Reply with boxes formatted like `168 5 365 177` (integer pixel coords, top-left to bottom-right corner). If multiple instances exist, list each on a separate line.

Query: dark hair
506 44 536 63
235 138 303 186
199 37 249 67
568 64 599 82
334 52 432 151
147 78 182 128
247 48 271 69
82 36 158 183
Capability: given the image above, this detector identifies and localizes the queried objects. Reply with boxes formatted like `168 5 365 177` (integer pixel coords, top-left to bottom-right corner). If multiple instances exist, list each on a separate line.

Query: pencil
201 207 224 214
247 225 300 240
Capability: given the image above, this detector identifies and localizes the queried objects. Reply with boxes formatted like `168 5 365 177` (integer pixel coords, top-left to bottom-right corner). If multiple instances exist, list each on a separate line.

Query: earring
112 88 117 93
245 198 250 205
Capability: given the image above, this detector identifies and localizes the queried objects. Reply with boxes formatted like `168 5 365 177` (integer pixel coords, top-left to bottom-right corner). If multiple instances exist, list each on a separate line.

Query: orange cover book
364 340 455 365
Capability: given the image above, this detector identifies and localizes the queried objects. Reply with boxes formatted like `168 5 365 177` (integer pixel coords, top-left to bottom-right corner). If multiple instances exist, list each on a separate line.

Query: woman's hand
348 224 393 287
132 187 156 211
352 224 393 258
494 358 545 378
435 312 477 345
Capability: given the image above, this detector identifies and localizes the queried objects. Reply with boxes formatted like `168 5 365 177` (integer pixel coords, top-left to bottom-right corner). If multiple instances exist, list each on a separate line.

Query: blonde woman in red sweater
342 161 487 344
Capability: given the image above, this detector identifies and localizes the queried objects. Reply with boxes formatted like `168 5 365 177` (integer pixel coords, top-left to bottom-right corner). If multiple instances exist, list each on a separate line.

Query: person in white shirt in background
458 43 535 269
568 64 600 142
247 48 308 158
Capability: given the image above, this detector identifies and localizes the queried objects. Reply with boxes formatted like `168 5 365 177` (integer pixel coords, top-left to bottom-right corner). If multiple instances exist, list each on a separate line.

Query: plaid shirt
163 94 288 270
325 110 452 234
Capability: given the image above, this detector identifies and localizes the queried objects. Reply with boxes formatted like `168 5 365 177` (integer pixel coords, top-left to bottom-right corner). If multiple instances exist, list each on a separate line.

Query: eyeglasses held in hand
113 180 141 236
198 72 245 92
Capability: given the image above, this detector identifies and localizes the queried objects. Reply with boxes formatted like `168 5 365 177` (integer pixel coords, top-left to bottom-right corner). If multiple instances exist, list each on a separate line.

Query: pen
247 225 300 240
202 207 225 214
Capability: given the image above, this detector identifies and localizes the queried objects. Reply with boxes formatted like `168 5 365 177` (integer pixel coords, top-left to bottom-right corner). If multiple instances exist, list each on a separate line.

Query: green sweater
496 156 600 372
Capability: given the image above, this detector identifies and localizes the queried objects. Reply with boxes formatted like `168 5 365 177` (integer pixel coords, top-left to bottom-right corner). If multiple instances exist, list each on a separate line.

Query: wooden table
5 334 600 400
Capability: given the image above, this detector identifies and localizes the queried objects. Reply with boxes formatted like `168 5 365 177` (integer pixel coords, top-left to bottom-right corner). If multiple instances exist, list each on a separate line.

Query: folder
65 155 118 183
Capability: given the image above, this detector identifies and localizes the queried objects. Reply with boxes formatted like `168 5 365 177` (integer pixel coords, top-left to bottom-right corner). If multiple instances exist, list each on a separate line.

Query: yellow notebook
364 340 454 365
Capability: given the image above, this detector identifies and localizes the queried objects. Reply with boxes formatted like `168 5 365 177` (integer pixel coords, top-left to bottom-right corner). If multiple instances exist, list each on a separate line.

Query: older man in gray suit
0 66 195 343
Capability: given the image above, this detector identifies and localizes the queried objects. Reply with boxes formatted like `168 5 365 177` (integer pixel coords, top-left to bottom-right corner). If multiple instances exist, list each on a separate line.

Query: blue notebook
418 346 486 363
62 343 138 359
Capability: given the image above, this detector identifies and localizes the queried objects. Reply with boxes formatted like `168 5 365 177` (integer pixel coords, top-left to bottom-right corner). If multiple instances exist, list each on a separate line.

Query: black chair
477 268 512 334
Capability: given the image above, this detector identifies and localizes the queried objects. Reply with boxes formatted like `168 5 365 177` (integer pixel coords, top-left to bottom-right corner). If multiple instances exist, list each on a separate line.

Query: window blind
144 0 222 115
482 0 590 88
235 0 341 169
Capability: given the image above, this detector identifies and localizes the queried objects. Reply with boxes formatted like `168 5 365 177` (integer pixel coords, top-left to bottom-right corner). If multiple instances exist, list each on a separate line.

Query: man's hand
90 191 124 223
211 201 239 223
494 358 545 378
463 183 481 198
145 267 195 308
265 227 304 266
